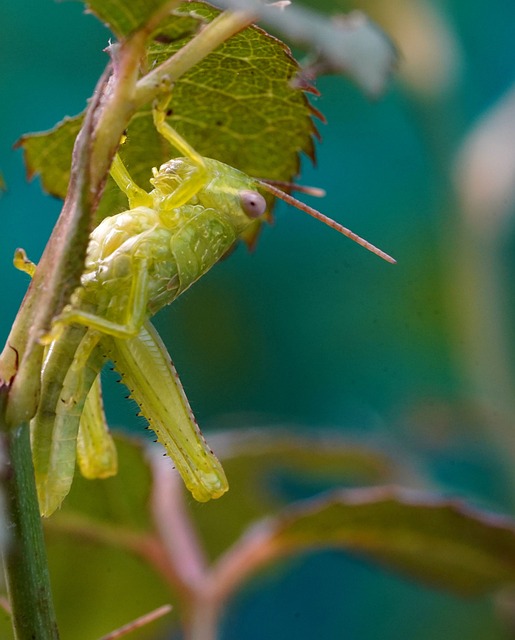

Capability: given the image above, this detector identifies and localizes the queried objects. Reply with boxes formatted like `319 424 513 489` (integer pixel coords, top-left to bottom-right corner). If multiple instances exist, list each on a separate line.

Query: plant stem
184 597 219 640
1 392 59 640
133 9 255 107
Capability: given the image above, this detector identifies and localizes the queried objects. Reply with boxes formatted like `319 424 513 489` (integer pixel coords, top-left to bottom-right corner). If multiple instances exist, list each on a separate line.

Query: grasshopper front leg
110 154 153 210
152 99 209 211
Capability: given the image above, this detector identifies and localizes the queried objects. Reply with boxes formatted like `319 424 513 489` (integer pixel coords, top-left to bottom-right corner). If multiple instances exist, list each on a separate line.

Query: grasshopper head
198 158 268 233
151 157 267 233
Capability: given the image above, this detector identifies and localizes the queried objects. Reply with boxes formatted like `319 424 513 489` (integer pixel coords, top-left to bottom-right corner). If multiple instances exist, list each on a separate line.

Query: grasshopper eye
240 190 266 218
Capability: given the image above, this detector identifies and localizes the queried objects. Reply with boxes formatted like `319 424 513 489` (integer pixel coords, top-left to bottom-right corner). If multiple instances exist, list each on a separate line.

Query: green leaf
231 487 515 596
47 538 174 640
85 0 170 37
85 0 397 96
189 429 402 559
144 3 317 177
18 2 318 229
85 0 397 95
16 116 82 199
0 611 12 640
43 436 180 639
48 434 154 532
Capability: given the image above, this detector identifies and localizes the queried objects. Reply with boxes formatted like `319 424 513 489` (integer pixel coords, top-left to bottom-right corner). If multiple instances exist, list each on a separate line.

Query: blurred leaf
189 429 403 559
36 431 515 639
48 435 154 532
290 11 398 96
228 486 515 596
455 82 515 229
40 430 404 629
0 612 12 640
44 436 181 639
215 0 398 96
358 0 462 96
18 1 317 234
47 538 174 640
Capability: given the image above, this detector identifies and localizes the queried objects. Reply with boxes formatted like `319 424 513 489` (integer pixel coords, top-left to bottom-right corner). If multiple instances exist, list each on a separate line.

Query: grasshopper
28 103 394 516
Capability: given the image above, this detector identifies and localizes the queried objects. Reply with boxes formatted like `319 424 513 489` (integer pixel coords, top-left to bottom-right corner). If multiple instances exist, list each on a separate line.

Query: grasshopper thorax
152 156 267 233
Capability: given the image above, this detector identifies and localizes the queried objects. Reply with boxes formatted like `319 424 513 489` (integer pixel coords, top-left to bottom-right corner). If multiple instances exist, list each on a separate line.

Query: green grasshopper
28 104 394 517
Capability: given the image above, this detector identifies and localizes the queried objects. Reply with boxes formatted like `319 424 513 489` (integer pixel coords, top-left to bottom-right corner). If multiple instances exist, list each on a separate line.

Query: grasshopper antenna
259 179 326 198
258 181 396 264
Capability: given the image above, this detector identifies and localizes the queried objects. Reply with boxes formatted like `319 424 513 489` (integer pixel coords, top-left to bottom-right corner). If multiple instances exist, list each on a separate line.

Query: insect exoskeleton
30 101 395 518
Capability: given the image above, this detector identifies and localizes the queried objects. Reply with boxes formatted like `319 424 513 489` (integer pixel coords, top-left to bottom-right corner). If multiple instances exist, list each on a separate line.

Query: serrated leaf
86 0 397 96
17 116 82 199
235 487 515 596
145 3 317 176
19 1 317 232
189 429 402 559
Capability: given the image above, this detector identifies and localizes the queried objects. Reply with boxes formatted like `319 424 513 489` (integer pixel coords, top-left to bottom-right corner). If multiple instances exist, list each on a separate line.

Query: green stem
133 10 255 107
1 391 59 640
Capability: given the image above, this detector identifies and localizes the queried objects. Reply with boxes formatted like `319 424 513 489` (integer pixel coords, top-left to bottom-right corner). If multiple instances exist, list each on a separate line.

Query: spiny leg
105 321 228 501
152 97 208 209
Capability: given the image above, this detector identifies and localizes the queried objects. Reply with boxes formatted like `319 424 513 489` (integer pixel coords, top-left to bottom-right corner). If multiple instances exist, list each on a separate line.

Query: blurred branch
97 604 172 640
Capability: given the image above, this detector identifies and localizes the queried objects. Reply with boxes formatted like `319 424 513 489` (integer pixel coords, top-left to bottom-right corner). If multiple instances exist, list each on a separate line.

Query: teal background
2 0 515 638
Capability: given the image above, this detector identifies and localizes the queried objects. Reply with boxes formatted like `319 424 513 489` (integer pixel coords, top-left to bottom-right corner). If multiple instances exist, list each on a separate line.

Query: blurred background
2 0 515 638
